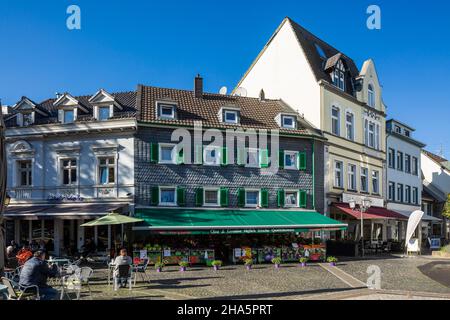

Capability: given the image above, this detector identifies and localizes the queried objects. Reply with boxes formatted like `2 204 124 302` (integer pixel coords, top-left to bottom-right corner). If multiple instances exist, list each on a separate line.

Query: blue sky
1 0 449 158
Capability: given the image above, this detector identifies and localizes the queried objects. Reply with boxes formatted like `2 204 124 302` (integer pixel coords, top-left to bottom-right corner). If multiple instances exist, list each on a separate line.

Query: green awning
133 208 347 234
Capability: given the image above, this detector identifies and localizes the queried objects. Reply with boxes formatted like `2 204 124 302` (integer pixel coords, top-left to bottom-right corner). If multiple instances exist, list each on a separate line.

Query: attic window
281 115 296 129
98 106 111 121
332 60 346 91
63 110 75 124
158 103 176 119
22 112 33 126
224 110 238 124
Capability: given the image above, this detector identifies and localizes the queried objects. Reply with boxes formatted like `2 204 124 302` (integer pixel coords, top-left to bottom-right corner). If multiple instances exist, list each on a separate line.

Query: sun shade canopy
80 213 143 227
333 203 408 220
133 208 347 234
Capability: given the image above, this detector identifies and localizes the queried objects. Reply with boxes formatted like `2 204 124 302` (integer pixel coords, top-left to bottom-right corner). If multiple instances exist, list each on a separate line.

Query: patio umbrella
80 213 143 248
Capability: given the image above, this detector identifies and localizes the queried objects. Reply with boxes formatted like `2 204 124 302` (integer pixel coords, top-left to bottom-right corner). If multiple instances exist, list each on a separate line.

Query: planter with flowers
327 256 338 267
299 257 308 267
244 259 253 270
211 260 222 271
155 261 165 272
179 261 189 272
271 257 282 269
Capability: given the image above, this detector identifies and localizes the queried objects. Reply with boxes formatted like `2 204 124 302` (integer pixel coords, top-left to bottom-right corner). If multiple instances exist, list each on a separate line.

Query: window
412 157 418 175
160 187 176 205
245 190 260 207
388 149 395 168
361 168 368 193
204 146 221 166
396 184 403 202
63 110 74 124
397 151 403 171
159 144 176 164
345 112 354 141
395 125 401 134
368 84 375 107
332 60 345 91
364 120 380 149
17 160 32 186
347 164 356 190
98 107 110 121
61 159 77 185
372 170 379 194
246 148 259 167
284 151 298 170
204 189 219 206
368 122 375 148
412 187 418 205
158 104 176 119
224 110 238 124
98 157 115 185
388 182 395 201
281 115 296 129
405 185 411 204
22 113 33 126
331 107 340 135
285 190 299 207
405 154 411 173
334 161 343 188
404 130 410 137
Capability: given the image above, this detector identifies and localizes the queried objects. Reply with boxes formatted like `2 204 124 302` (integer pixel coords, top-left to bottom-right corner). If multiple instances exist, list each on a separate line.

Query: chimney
194 74 203 98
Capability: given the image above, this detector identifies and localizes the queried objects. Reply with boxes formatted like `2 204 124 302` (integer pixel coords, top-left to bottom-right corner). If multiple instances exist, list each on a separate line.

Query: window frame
60 158 78 186
157 103 176 120
334 161 343 188
388 181 395 201
158 143 176 164
405 154 411 174
63 109 75 124
405 185 411 204
97 157 116 185
372 170 379 195
281 115 296 129
412 187 419 205
98 106 111 121
360 167 369 193
333 60 346 91
246 148 260 168
397 151 404 171
412 157 419 176
368 84 375 108
284 151 299 170
345 111 354 141
223 110 239 124
388 148 395 168
284 190 299 208
347 164 357 191
159 186 177 206
203 188 220 207
203 146 221 166
17 160 33 187
331 106 340 136
244 189 260 208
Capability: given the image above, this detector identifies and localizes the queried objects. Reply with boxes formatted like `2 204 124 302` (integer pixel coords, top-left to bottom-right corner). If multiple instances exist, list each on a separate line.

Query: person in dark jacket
19 250 59 300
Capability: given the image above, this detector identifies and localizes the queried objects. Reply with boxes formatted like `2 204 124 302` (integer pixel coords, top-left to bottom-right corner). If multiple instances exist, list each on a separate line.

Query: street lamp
349 198 372 257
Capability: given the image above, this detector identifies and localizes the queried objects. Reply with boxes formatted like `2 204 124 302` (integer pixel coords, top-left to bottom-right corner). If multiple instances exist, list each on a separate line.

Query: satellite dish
234 87 247 97
219 86 228 95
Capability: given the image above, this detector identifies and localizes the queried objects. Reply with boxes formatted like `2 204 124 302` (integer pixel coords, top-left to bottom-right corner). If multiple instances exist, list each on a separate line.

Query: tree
443 194 450 219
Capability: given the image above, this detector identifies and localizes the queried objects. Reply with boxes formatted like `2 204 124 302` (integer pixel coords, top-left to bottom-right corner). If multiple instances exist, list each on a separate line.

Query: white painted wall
238 20 321 128
421 152 450 194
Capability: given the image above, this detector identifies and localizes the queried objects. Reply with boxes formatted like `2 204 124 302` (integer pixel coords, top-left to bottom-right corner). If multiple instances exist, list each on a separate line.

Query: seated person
113 248 132 288
16 245 33 266
6 240 18 258
19 250 59 300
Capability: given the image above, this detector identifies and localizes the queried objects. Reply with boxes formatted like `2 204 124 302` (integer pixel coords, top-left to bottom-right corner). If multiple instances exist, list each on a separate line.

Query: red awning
333 203 408 220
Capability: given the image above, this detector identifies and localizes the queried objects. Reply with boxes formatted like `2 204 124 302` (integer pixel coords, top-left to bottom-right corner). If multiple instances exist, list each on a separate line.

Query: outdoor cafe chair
60 273 82 300
133 259 150 285
113 264 132 291
1 277 40 300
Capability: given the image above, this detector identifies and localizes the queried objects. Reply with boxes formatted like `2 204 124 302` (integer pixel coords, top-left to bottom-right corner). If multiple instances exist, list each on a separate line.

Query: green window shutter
237 188 246 207
260 149 269 168
151 187 159 206
260 189 269 208
150 143 159 163
237 147 246 166
298 152 307 170
177 187 186 206
194 145 203 165
278 150 285 169
221 147 228 166
176 148 185 165
299 190 307 208
277 189 285 208
220 188 229 207
195 188 203 206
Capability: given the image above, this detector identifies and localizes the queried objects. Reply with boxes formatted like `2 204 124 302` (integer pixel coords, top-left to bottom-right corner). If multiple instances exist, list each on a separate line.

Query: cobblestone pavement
59 255 450 300
337 255 450 294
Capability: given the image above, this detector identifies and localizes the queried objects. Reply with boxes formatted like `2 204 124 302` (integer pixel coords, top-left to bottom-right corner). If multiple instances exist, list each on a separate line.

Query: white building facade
3 90 137 255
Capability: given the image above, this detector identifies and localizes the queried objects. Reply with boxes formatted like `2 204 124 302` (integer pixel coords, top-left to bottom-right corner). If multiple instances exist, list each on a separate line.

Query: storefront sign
430 238 441 250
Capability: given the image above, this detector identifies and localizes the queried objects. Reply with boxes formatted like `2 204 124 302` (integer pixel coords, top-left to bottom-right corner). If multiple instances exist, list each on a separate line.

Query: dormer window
23 113 33 126
332 60 346 91
224 110 238 124
281 115 296 129
63 109 75 124
395 125 401 134
98 106 111 121
157 103 176 120
368 84 375 107
404 130 410 137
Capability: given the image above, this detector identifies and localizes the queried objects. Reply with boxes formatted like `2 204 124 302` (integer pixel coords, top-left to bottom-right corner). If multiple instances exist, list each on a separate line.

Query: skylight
315 43 327 59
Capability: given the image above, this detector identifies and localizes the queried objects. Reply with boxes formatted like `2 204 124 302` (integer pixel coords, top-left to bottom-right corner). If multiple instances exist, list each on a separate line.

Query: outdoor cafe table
47 258 71 267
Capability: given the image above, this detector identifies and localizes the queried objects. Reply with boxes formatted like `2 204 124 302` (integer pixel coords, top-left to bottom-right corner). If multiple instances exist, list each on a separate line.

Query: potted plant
211 260 222 271
155 261 165 272
327 256 338 267
299 257 308 267
244 259 253 270
271 257 282 269
179 261 189 272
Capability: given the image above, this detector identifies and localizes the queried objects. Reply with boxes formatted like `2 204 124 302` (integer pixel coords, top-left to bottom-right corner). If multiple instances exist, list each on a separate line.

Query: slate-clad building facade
131 77 343 237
